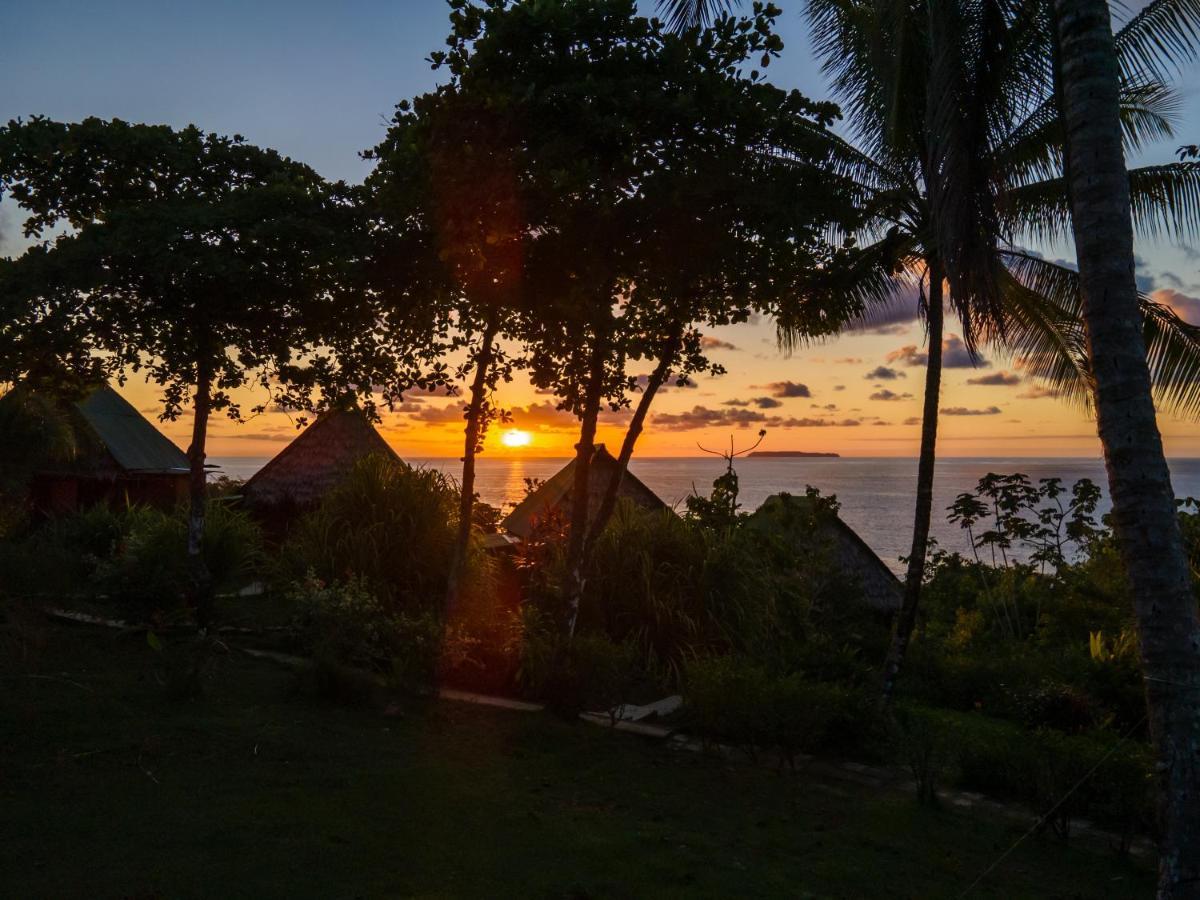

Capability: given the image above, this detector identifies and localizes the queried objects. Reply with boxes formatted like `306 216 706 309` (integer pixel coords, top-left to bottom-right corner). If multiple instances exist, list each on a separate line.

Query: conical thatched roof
501 444 668 538
746 493 902 612
241 409 400 510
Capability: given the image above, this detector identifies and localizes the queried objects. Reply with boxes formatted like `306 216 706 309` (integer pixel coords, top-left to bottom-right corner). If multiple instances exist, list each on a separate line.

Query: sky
3 0 1200 458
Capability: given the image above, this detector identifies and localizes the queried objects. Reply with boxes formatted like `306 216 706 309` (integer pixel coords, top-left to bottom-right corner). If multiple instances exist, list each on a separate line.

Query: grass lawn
0 624 1152 899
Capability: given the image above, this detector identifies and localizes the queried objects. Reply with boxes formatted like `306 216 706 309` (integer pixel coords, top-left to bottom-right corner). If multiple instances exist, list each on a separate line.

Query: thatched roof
501 444 668 538
241 409 400 509
746 493 902 612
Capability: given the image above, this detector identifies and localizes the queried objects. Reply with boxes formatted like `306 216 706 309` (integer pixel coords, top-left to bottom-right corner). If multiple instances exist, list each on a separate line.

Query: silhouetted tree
0 117 374 627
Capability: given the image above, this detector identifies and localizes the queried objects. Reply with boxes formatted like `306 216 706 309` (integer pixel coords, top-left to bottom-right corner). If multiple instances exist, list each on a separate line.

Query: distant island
747 451 840 458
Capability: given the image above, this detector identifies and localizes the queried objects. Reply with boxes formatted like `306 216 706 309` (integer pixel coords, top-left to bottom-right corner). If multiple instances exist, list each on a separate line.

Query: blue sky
4 0 1200 457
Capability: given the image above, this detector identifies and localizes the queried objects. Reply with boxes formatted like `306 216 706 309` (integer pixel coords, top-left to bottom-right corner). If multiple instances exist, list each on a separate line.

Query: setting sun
500 428 532 448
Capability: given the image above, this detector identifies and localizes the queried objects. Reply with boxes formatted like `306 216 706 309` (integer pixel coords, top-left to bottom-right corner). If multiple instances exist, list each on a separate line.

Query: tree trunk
187 358 214 631
445 317 499 618
880 264 944 707
586 330 681 548
1053 0 1200 892
565 337 607 635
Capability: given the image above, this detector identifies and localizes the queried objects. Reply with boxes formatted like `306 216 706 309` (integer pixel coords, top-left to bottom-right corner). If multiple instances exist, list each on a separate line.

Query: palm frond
655 0 739 31
1113 0 1200 85
1128 161 1200 239
777 233 921 354
996 251 1093 411
1140 295 1200 417
1001 249 1200 418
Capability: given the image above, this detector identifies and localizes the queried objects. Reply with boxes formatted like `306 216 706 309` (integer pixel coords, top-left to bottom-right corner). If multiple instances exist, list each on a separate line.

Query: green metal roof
75 385 190 474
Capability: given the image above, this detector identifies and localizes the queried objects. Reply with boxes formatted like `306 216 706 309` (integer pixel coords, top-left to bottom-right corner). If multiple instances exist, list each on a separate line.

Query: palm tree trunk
445 316 499 618
187 357 213 631
587 329 681 548
1053 0 1200 893
880 264 944 707
565 337 607 635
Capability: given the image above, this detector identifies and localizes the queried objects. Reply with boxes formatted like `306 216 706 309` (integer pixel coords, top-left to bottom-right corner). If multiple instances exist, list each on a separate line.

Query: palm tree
1051 0 1200 891
662 0 1200 705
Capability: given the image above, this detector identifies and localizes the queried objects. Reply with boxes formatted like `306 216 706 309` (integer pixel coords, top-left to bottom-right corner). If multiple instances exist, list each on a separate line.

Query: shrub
96 502 263 609
518 614 642 720
275 455 485 616
902 705 1154 844
0 502 262 612
890 705 958 806
683 656 874 764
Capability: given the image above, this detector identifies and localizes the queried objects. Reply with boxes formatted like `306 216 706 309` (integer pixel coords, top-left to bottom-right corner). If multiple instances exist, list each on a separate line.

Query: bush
275 455 486 616
518 615 642 720
97 503 263 609
289 571 442 693
684 656 874 764
902 705 1154 844
0 502 262 612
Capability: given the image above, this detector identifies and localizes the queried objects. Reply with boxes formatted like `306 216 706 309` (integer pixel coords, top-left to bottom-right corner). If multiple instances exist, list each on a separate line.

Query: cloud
700 336 738 351
1017 384 1063 400
886 345 928 367
966 371 1021 386
410 402 468 424
775 417 862 427
870 389 913 402
632 373 698 392
1134 254 1157 293
722 397 782 409
222 432 293 443
652 405 769 431
758 380 811 398
864 323 913 336
1160 271 1187 289
833 385 846 391
865 365 905 380
1152 288 1200 325
835 357 863 364
886 335 988 369
941 405 1002 416
903 416 922 425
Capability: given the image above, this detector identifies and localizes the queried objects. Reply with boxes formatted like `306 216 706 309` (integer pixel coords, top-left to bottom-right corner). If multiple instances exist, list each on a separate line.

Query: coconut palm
661 0 1200 705
1051 0 1200 891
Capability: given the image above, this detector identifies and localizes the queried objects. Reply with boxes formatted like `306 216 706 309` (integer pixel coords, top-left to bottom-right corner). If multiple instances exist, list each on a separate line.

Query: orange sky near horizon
119 286 1200 461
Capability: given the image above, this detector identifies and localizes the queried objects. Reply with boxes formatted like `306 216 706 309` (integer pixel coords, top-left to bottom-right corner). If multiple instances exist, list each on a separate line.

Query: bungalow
746 493 903 612
20 384 190 513
501 444 668 539
240 407 401 519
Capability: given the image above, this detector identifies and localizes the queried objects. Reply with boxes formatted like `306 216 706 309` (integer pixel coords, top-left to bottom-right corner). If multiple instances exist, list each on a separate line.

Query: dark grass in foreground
1 627 1151 899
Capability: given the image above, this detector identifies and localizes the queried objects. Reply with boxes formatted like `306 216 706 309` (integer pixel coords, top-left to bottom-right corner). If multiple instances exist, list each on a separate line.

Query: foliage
900 705 1155 847
0 501 262 611
289 571 443 695
518 612 642 719
684 656 874 765
274 455 485 616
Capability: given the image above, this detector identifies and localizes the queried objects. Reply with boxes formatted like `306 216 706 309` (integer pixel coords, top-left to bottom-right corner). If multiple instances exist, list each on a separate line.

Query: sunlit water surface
211 455 1200 574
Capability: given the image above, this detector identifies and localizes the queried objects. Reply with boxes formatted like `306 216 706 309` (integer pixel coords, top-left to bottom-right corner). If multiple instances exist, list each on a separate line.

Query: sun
500 429 532 449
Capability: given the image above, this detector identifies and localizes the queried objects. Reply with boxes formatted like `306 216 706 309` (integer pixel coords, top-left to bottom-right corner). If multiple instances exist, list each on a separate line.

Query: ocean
211 455 1200 573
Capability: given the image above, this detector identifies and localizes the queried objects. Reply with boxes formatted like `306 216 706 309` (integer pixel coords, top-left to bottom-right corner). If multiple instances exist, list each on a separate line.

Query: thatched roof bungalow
241 408 400 518
11 384 190 513
501 444 668 539
746 493 902 612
